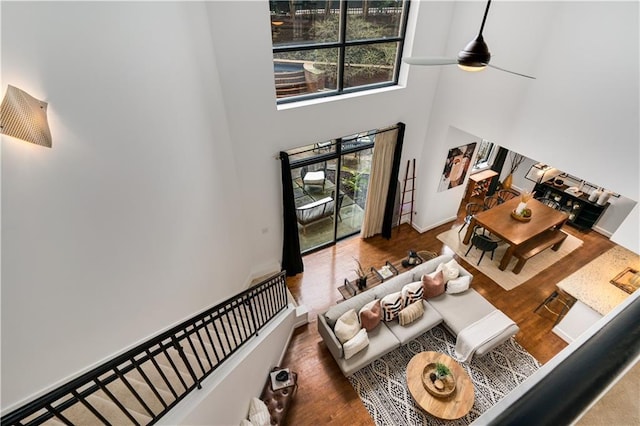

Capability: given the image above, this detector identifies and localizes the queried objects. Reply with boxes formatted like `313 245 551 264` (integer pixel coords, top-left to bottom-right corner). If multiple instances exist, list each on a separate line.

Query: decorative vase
515 201 528 215
503 173 513 189
357 277 367 290
589 188 602 202
597 190 611 206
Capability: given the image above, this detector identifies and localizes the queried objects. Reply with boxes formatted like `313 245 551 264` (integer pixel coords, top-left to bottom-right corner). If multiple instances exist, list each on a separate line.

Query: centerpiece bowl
511 210 532 222
422 363 456 398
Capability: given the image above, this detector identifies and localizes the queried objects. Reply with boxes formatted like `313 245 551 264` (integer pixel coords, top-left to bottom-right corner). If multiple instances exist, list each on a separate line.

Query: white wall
1 2 251 409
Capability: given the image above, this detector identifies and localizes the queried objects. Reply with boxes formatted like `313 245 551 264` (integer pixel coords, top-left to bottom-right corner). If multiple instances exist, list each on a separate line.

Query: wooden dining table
462 197 568 270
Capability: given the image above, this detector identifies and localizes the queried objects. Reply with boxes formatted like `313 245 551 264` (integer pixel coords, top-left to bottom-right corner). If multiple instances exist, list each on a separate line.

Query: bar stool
534 290 576 326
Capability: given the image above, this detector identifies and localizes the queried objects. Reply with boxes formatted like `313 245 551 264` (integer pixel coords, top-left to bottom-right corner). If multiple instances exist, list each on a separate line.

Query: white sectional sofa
317 254 520 376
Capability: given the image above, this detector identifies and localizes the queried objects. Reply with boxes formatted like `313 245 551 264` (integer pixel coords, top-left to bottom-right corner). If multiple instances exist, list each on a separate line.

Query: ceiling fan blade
403 57 458 66
487 63 536 79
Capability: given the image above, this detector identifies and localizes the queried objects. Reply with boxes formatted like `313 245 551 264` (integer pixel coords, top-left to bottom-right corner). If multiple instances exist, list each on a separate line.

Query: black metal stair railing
1 272 289 426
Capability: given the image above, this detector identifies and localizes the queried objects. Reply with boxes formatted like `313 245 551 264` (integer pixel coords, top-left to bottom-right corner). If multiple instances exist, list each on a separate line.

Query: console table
338 256 424 300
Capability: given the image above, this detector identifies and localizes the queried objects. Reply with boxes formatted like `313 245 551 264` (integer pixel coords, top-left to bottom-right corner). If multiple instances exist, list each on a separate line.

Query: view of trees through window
270 1 410 102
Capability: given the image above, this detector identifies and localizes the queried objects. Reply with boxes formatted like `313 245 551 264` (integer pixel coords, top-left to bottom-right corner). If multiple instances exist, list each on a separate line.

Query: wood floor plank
281 212 614 425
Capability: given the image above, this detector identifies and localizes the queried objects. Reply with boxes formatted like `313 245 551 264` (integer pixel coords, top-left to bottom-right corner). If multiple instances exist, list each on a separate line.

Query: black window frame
272 0 411 105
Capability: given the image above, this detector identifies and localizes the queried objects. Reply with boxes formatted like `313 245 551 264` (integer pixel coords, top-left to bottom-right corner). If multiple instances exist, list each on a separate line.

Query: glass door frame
289 133 375 254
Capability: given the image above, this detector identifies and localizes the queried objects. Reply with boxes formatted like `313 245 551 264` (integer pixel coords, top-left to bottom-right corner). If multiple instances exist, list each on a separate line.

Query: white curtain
361 128 398 238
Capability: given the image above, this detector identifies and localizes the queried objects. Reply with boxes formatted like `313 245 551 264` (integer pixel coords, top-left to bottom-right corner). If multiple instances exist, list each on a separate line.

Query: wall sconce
525 163 560 184
0 85 52 148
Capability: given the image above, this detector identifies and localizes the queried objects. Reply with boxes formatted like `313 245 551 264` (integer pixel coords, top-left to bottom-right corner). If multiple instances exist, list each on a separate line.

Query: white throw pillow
240 420 255 426
248 397 270 426
446 275 471 294
334 309 360 343
343 328 369 359
436 259 461 283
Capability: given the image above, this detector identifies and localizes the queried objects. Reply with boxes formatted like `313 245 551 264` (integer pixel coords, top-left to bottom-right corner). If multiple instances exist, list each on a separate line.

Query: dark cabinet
534 182 609 230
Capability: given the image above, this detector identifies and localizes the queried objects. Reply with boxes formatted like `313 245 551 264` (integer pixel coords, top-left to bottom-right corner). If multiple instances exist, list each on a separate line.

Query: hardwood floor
280 212 615 425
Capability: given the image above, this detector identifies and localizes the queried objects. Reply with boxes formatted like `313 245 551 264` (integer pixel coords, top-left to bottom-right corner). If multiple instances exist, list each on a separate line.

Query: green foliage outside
277 15 397 82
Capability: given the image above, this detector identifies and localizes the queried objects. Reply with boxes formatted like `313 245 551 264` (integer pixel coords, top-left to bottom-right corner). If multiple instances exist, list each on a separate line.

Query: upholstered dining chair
497 189 519 204
465 227 500 266
300 162 327 192
483 195 500 210
458 202 484 235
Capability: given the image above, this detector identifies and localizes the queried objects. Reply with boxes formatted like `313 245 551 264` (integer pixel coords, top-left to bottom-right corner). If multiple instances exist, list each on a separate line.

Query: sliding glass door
287 133 374 253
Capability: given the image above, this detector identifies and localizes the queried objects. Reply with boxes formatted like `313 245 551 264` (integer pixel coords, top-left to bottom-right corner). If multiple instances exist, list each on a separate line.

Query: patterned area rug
348 326 540 425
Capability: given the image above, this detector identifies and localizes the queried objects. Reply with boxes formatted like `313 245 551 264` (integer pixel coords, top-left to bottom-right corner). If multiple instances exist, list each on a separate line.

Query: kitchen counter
557 245 639 316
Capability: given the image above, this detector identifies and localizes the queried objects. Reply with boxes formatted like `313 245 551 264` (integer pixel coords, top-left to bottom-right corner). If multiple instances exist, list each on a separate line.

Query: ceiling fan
404 0 535 79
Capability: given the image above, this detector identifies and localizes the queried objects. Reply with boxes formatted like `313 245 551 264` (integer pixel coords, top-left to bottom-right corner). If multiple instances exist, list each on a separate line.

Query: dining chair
483 195 500 210
458 202 484 235
534 290 576 326
497 189 519 204
537 197 561 210
465 227 500 266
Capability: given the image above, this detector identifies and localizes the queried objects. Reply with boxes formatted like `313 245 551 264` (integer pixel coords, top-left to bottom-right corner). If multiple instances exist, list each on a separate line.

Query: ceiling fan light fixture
458 64 486 72
457 36 491 67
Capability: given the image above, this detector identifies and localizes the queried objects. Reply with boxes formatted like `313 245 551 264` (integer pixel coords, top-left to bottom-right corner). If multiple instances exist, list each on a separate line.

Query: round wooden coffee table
406 351 475 420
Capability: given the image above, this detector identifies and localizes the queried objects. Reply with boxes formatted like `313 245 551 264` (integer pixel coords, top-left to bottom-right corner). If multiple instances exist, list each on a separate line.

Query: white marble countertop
557 245 640 316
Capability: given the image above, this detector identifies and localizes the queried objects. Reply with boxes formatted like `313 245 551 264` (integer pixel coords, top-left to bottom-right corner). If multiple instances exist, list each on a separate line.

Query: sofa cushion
402 280 424 305
248 397 270 426
334 320 400 376
385 301 444 345
359 299 382 331
422 271 445 299
446 275 471 294
426 288 496 334
343 328 369 359
398 300 424 326
334 309 360 344
324 291 376 328
373 273 415 299
380 291 404 321
435 258 461 283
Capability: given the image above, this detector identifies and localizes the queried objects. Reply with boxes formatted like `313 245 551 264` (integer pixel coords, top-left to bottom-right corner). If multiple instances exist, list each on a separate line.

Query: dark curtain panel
488 147 508 195
279 151 304 276
381 122 406 239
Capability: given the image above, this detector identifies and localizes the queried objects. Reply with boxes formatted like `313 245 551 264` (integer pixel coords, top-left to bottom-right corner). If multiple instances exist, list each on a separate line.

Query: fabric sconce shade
0 85 52 148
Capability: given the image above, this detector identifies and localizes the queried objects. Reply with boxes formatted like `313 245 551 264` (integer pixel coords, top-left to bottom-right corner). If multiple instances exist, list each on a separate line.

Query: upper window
269 1 411 104
472 139 496 171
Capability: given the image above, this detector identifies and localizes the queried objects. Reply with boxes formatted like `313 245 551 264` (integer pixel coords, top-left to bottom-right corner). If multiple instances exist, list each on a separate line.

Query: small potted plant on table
353 257 367 290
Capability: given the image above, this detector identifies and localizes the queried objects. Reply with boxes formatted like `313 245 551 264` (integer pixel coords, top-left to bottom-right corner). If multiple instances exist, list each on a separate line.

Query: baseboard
412 216 458 234
592 225 612 238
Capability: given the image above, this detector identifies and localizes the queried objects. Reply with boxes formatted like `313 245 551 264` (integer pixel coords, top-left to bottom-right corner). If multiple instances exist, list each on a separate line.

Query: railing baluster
183 332 206 377
144 349 170 409
160 346 186 396
114 368 155 418
71 390 111 426
193 325 213 370
93 378 140 425
201 315 222 365
171 336 201 390
46 403 73 426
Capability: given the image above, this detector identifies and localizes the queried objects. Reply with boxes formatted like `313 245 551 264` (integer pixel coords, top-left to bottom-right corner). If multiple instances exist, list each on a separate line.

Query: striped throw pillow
402 280 424 305
380 291 404 321
399 300 425 326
